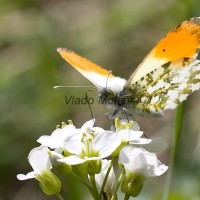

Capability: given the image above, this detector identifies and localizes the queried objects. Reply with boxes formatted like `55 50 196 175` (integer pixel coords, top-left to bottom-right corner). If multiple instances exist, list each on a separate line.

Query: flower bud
37 170 61 195
79 160 102 176
85 159 102 175
121 173 144 197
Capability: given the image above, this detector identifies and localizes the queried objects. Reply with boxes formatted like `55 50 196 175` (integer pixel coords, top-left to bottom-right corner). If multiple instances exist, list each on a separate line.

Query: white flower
58 119 121 168
17 146 51 180
116 129 151 145
119 146 168 197
58 123 121 175
37 123 76 149
17 146 61 195
95 159 115 199
17 118 169 198
79 119 95 133
37 119 98 150
114 119 167 153
113 118 148 144
59 131 121 166
119 146 168 178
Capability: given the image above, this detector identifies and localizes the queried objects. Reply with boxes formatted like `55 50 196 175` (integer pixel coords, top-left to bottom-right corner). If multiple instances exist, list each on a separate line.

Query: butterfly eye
107 91 114 98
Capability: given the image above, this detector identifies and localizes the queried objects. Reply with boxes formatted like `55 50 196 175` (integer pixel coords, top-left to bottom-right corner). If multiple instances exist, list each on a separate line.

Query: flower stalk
90 175 101 200
56 193 65 200
162 103 185 200
100 157 116 197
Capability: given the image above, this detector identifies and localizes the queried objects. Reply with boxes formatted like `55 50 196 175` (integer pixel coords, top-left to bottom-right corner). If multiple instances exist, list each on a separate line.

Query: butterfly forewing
125 17 200 86
57 48 126 93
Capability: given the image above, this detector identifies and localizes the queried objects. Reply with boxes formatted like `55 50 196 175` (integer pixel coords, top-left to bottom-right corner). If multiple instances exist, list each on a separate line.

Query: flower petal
94 132 121 157
28 146 51 173
64 133 83 154
153 160 168 176
84 156 102 161
130 138 152 145
59 155 85 165
37 125 76 149
92 127 105 136
81 119 95 130
131 121 140 131
117 129 143 141
119 146 168 178
95 159 115 195
17 171 35 180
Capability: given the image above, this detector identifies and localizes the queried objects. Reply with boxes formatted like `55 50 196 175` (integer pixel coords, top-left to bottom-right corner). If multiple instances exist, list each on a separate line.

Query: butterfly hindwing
126 58 200 115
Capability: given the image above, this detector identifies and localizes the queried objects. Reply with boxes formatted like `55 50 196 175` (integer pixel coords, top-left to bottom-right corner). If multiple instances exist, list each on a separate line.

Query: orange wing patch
153 19 200 64
125 18 200 85
57 48 112 77
57 48 127 92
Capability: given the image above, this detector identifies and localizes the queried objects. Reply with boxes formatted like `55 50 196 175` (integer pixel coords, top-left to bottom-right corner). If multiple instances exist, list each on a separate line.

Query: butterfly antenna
143 132 148 138
85 90 95 126
105 112 116 131
106 71 112 92
53 85 93 89
122 108 129 122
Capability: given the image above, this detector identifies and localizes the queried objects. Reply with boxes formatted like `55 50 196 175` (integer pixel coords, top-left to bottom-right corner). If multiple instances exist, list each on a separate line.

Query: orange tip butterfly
57 17 200 118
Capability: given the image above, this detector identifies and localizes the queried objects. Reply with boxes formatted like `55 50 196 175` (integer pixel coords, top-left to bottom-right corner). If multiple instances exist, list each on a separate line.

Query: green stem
71 171 97 199
100 157 116 197
111 169 125 200
162 103 185 200
71 171 92 190
90 174 101 200
56 193 65 200
124 194 130 200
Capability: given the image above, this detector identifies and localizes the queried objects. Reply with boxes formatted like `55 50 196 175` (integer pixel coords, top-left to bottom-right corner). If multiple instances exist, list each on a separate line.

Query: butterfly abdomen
99 89 123 106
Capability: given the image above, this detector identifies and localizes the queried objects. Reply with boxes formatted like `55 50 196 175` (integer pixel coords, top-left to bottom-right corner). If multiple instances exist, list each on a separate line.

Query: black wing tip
188 16 200 25
57 47 67 53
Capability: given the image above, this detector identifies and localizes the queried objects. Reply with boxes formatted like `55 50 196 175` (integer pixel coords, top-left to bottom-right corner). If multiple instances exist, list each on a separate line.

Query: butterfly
57 17 200 118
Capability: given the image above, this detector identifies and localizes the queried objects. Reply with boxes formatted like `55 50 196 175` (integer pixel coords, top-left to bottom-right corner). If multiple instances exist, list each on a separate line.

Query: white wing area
76 68 126 93
131 60 200 115
164 60 200 110
128 53 167 84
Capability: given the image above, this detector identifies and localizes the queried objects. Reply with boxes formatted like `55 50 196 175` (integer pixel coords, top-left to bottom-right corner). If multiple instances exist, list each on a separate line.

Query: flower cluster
17 119 168 200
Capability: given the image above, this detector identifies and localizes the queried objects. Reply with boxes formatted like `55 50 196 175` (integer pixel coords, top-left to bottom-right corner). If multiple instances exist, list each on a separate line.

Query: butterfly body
57 17 200 118
97 88 131 118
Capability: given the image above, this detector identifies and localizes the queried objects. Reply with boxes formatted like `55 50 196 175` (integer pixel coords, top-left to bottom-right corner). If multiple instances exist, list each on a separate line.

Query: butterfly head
99 88 117 104
99 88 130 109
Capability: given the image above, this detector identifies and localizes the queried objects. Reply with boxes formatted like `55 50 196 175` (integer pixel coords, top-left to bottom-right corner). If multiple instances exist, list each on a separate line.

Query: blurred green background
1 0 200 199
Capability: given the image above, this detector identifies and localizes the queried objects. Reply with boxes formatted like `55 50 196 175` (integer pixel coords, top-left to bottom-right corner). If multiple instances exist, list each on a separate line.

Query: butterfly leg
85 90 96 125
105 111 116 130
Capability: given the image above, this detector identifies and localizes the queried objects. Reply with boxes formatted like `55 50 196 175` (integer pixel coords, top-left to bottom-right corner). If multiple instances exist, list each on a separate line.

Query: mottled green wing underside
126 58 200 116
